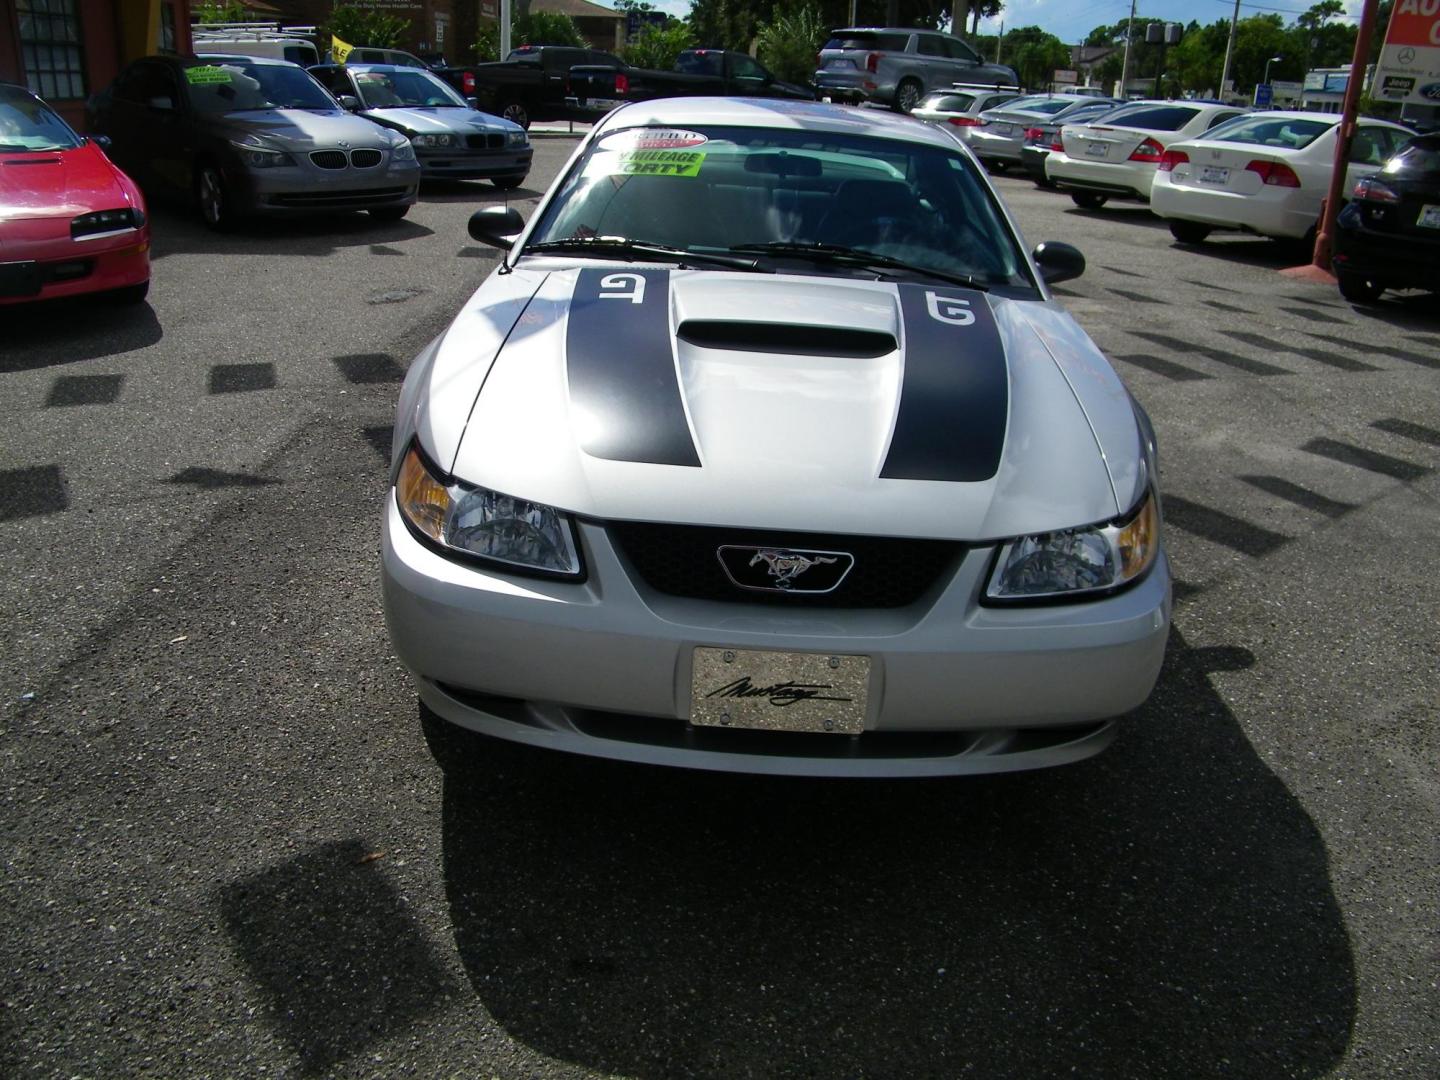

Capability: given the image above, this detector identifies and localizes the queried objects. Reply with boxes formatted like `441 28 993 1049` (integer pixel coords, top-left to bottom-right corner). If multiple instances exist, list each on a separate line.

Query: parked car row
918 90 1435 305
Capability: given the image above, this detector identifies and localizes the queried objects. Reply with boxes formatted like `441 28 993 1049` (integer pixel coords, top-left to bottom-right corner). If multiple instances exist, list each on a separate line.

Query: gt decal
881 285 1008 483
565 268 700 468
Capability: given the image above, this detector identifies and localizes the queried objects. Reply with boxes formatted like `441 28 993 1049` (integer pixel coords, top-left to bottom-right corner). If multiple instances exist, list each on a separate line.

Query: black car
1017 97 1124 187
1333 133 1440 304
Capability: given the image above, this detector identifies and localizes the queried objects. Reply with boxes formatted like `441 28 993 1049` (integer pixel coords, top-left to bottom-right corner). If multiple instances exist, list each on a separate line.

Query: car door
913 34 948 93
103 61 186 193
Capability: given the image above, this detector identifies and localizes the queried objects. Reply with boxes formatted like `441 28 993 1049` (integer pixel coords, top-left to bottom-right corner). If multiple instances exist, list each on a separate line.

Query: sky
643 0 1368 43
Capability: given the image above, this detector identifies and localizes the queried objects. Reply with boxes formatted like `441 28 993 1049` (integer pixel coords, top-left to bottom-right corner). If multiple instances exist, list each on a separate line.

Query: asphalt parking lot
1 137 1436 1079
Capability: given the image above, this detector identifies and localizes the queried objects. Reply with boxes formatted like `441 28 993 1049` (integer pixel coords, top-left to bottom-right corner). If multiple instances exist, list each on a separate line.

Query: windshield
1016 98 1082 117
353 69 468 109
1095 105 1201 131
1205 115 1333 150
185 61 336 113
528 125 1033 291
920 93 977 112
0 85 83 151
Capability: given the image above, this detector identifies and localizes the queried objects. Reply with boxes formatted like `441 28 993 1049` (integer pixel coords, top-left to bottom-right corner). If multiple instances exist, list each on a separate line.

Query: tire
985 159 1009 174
1033 175 1058 190
893 79 922 114
1070 191 1108 210
499 100 530 129
106 281 149 305
491 174 526 191
369 205 410 222
1336 270 1384 304
195 163 233 232
1168 220 1212 245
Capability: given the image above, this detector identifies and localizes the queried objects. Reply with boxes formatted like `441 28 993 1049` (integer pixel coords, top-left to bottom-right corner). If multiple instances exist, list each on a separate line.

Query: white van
190 23 320 66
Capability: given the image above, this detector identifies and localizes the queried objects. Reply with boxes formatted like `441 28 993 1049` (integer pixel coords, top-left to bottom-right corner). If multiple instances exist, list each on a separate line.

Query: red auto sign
1375 0 1440 105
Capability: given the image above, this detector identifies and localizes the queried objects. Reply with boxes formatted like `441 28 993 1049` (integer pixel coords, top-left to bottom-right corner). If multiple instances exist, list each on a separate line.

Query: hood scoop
677 320 896 358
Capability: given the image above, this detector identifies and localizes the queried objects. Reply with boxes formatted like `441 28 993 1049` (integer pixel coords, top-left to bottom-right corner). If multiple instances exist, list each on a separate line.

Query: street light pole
1264 55 1281 86
1218 0 1241 101
1118 0 1138 96
500 0 511 61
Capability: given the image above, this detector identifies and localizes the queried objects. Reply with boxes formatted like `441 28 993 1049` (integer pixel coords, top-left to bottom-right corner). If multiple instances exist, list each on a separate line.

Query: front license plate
1199 165 1230 184
1085 141 1109 158
1418 204 1440 229
690 647 870 735
0 260 41 298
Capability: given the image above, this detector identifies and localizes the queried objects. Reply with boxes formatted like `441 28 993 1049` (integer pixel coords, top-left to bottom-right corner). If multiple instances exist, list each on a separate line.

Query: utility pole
955 2 969 38
996 22 1004 65
499 0 511 60
1218 0 1242 101
1118 0 1138 96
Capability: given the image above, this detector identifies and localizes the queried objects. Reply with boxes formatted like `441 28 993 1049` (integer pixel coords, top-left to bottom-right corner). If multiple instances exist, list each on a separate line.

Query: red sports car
1 82 150 305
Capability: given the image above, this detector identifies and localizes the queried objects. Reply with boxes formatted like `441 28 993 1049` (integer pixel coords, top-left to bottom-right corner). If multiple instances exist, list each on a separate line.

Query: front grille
310 150 347 169
350 148 382 168
608 523 962 608
270 187 409 207
466 133 505 150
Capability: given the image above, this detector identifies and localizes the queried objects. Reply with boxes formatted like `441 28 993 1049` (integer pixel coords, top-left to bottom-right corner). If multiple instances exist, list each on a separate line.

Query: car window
115 61 177 108
1206 110 1243 130
353 69 467 108
824 33 910 51
1100 105 1199 131
0 84 83 151
1385 135 1440 176
184 60 336 113
677 51 723 76
530 124 1033 291
731 54 767 80
1349 126 1393 165
916 36 946 57
922 93 977 112
1017 98 1075 117
982 93 1018 110
1206 115 1334 149
945 37 980 63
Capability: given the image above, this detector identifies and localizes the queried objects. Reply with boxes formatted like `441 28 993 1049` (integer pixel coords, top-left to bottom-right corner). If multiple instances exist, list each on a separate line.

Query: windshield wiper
727 242 988 291
521 236 768 272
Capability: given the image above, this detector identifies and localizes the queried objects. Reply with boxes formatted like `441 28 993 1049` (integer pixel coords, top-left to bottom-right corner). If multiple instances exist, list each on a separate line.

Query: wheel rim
503 103 527 127
898 83 920 112
199 169 222 225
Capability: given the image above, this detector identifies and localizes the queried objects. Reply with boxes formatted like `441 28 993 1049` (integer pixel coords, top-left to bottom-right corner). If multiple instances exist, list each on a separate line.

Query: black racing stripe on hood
881 284 1008 483
565 268 700 468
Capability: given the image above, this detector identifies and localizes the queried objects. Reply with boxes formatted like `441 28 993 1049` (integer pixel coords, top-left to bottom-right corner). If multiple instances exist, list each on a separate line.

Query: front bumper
1047 154 1154 201
1332 206 1440 287
416 147 532 181
963 129 1027 163
0 227 150 306
382 498 1171 777
232 155 421 215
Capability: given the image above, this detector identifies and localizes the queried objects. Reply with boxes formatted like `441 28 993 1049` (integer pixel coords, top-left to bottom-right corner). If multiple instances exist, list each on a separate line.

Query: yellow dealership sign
331 35 355 64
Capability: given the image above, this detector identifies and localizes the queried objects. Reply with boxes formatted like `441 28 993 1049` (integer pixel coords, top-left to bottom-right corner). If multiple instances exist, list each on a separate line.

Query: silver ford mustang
382 98 1171 777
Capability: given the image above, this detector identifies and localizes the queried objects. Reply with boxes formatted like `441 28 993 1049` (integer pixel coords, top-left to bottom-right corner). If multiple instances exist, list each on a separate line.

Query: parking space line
209 363 277 394
0 465 68 521
1280 306 1347 325
1162 495 1290 556
1105 266 1145 278
1114 353 1212 382
1201 300 1253 315
1302 438 1431 481
1129 331 1291 376
1240 475 1356 519
1221 330 1379 372
1107 287 1164 305
46 374 124 407
335 354 406 384
1183 279 1239 293
1371 418 1440 449
1305 332 1440 369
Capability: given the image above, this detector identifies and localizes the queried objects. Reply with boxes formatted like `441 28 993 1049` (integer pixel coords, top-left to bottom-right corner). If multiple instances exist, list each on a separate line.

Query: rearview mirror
469 205 525 249
744 152 822 177
337 94 360 111
1032 241 1086 286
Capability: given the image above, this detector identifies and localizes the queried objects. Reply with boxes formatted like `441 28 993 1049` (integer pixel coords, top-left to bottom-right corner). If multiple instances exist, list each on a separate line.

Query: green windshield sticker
616 149 705 177
185 66 232 85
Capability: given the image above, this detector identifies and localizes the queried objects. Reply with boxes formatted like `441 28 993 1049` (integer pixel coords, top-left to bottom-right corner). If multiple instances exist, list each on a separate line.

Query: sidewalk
529 119 593 138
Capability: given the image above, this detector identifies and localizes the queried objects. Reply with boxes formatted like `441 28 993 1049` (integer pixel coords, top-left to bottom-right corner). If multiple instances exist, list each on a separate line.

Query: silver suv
814 27 1018 113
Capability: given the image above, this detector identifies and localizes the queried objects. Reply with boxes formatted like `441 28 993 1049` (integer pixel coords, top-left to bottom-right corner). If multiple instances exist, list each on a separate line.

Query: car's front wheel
1168 220 1212 245
1071 191 1108 210
1337 270 1385 304
369 205 410 222
195 163 233 232
893 79 922 114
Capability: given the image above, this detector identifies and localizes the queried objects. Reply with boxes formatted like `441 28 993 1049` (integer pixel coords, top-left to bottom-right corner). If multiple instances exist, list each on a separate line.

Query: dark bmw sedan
309 64 532 188
87 55 420 230
1333 133 1440 304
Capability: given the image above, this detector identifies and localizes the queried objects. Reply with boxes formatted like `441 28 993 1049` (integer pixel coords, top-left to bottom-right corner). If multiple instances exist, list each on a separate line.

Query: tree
194 1 250 22
474 11 586 62
756 3 828 83
967 1 1003 37
622 21 696 69
329 4 409 48
1000 25 1069 89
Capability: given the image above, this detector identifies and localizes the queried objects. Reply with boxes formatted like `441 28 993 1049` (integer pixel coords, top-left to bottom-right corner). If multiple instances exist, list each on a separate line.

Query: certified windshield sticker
599 128 708 150
185 66 233 85
616 149 706 177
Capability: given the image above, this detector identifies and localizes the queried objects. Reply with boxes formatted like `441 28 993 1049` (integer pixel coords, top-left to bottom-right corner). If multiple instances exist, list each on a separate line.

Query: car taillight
1157 148 1189 172
1353 177 1399 202
947 115 983 126
463 71 475 94
615 72 629 94
1128 137 1165 162
1024 127 1042 141
1050 133 1064 151
1245 159 1301 187
866 51 881 73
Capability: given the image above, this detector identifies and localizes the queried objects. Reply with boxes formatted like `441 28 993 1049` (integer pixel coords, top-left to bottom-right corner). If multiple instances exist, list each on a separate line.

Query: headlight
412 133 458 148
389 138 417 162
985 490 1159 603
228 140 294 168
395 444 583 578
70 207 144 238
506 130 528 148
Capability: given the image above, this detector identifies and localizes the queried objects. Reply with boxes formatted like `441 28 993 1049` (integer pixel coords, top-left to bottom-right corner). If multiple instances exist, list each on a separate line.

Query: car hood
0 142 129 223
207 109 396 149
405 268 1144 541
362 107 514 136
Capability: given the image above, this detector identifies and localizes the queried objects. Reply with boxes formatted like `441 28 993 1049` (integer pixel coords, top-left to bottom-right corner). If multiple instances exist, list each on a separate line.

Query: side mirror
1032 241 1086 286
468 205 525 249
466 96 480 109
90 134 113 149
337 94 361 111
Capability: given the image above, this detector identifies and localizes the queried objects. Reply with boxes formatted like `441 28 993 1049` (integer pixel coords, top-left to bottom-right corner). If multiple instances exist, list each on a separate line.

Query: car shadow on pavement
147 206 433 260
1062 205 1173 230
437 628 1356 1079
0 298 162 372
419 180 547 203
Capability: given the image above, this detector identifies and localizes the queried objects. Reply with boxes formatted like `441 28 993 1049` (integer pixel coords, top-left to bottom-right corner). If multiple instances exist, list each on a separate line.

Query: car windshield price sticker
598 128 708 150
616 149 706 177
185 66 232 85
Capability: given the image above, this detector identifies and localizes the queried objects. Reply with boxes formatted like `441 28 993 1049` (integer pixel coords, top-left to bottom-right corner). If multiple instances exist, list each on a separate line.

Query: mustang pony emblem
749 549 838 589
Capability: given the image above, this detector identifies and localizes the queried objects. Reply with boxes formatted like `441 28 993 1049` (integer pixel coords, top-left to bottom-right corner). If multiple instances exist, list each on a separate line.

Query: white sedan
1046 101 1248 209
1149 111 1416 243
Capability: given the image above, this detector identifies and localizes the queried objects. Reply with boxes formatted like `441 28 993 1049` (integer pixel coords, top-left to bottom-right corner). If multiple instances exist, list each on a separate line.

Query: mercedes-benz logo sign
1398 47 1416 66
